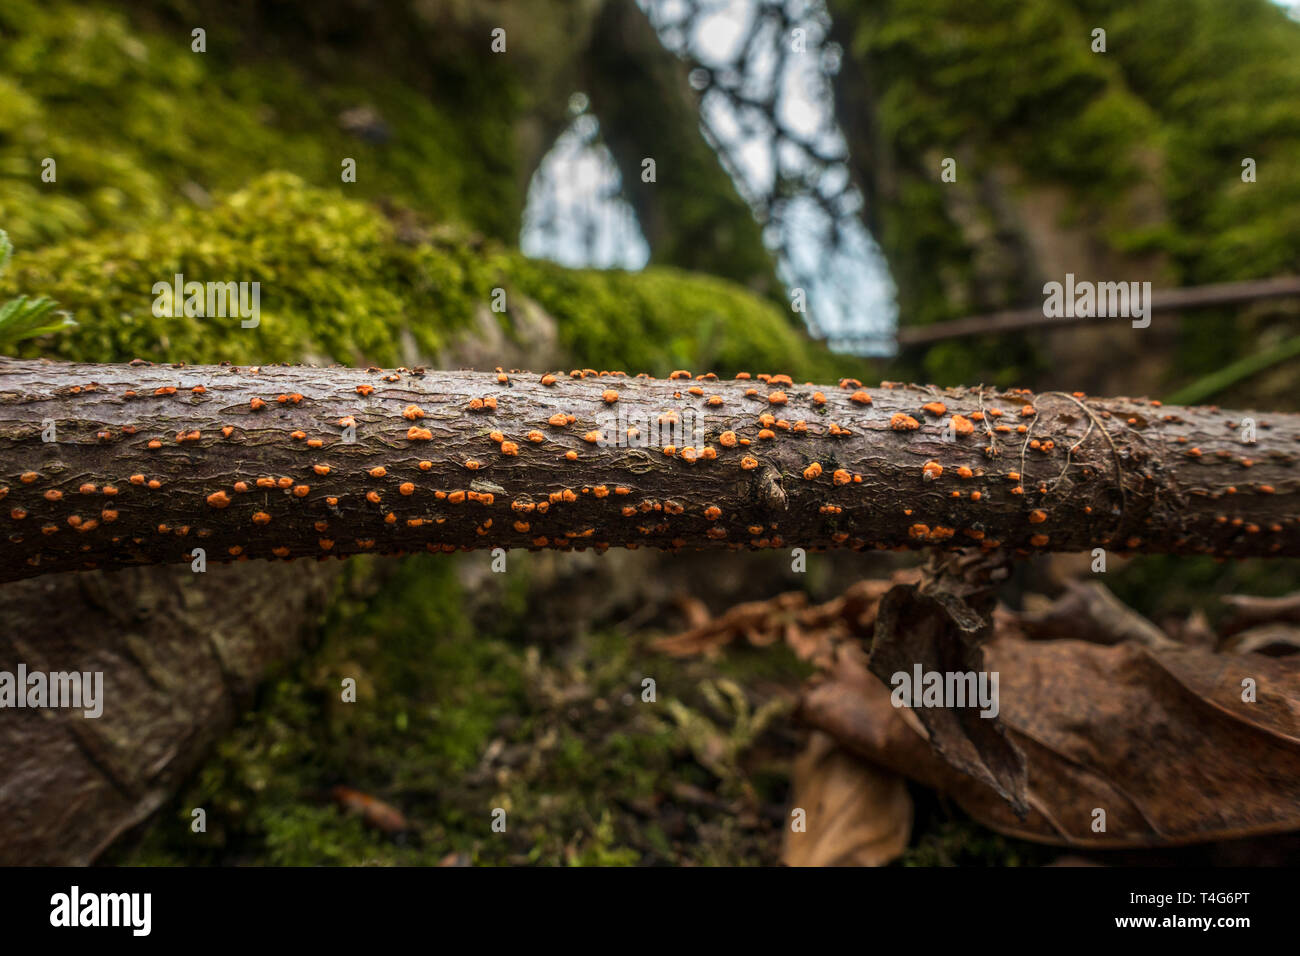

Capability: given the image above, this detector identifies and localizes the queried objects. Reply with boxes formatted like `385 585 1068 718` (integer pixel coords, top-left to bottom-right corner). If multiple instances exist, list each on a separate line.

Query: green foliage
836 0 1300 391
1107 554 1300 625
900 818 1052 867
2 172 855 379
514 257 854 381
1069 0 1300 387
834 0 1160 328
0 0 524 248
0 229 72 350
107 556 797 867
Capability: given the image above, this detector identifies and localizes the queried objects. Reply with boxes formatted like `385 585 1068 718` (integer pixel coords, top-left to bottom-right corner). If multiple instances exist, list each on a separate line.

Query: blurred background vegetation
0 0 1297 865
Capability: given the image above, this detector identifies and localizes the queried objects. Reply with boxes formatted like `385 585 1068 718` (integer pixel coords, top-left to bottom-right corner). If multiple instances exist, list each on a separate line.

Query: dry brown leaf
674 594 713 630
869 583 1029 816
652 577 907 660
782 730 912 867
331 786 408 834
800 635 1300 848
652 592 808 657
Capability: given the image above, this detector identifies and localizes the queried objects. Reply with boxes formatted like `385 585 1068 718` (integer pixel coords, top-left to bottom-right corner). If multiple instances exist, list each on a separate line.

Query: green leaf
0 294 76 350
0 230 74 351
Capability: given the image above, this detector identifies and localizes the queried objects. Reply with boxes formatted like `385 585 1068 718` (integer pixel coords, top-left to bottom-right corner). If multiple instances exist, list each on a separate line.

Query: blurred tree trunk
582 0 778 296
0 561 339 864
826 0 1175 394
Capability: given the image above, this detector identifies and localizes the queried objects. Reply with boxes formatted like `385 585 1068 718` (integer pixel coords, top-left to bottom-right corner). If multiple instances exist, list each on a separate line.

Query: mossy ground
0 0 524 249
104 555 816 867
2 171 854 381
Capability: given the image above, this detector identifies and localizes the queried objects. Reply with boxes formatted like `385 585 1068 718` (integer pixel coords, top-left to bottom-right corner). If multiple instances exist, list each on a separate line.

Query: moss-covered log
1 357 1297 583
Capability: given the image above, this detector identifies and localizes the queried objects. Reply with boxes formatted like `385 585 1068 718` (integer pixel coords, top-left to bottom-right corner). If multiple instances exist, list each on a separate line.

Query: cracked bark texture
0 357 1296 583
0 560 338 864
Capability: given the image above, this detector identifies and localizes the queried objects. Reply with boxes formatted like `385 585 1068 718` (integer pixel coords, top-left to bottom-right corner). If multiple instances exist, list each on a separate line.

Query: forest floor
103 548 1300 867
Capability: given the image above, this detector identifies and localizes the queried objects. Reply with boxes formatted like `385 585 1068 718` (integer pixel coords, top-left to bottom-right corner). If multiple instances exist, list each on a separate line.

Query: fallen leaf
801 634 1300 848
782 730 912 867
653 577 907 662
331 786 408 834
869 583 1029 817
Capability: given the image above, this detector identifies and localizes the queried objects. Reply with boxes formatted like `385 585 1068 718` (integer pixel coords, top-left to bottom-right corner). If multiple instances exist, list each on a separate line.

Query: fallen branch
1 357 1297 582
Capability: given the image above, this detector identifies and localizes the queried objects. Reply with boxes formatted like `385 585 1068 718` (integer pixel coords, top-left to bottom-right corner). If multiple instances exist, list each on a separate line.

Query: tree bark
0 560 339 864
1 356 1297 582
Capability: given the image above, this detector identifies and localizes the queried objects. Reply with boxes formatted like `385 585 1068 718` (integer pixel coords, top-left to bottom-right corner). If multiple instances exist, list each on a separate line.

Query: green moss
513 258 854 381
2 172 854 379
0 0 525 248
834 0 1160 329
900 818 1052 867
107 555 797 867
1068 0 1300 387
834 0 1300 392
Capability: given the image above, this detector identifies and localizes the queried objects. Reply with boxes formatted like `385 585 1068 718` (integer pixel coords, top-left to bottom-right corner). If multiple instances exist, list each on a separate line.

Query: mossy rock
3 172 854 379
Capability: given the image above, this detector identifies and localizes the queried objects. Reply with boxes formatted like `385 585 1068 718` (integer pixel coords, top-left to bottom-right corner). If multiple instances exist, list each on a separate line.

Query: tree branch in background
897 277 1300 347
